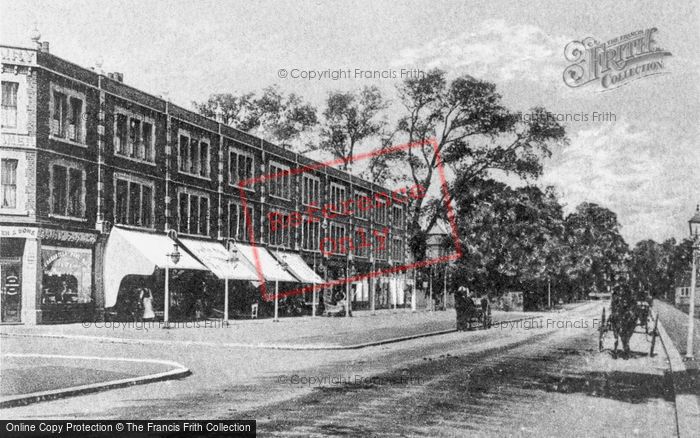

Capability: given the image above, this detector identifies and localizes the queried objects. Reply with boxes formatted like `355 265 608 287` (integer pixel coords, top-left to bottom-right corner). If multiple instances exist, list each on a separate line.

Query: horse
609 299 638 357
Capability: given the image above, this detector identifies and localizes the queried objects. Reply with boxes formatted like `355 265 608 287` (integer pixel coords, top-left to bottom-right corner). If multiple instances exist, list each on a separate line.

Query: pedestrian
194 298 204 321
140 288 155 322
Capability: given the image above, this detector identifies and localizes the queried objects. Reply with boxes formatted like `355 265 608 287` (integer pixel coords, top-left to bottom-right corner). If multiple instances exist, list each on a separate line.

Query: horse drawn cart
598 299 659 357
457 297 492 331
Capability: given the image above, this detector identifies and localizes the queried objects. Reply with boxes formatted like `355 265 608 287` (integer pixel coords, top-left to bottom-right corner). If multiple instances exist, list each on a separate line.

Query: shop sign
0 226 38 239
39 228 97 245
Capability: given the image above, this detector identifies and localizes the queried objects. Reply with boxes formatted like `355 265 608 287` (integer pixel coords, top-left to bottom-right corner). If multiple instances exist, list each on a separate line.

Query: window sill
48 214 88 222
1 127 29 135
0 209 29 216
178 170 212 181
230 183 256 193
49 135 87 148
269 194 292 201
114 154 156 166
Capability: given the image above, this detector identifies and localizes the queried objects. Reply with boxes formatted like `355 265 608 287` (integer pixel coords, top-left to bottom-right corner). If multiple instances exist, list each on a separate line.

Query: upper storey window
178 129 210 178
1 81 18 128
50 84 86 144
114 107 155 163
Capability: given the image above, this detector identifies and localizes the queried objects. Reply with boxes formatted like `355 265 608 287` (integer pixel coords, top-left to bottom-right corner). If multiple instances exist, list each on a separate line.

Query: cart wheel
598 307 606 352
649 314 659 357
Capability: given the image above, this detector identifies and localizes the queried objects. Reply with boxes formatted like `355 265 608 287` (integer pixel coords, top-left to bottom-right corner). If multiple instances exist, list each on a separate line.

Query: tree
319 86 388 171
393 69 567 258
193 85 318 150
563 203 629 300
193 92 257 131
448 177 567 304
361 130 409 185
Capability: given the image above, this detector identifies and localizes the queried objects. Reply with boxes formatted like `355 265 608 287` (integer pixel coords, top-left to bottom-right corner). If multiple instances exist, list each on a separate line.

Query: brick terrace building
0 38 408 324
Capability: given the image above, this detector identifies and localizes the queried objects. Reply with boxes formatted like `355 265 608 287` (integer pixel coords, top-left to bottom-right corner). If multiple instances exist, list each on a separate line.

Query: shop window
1 81 18 128
41 247 93 305
1 158 18 209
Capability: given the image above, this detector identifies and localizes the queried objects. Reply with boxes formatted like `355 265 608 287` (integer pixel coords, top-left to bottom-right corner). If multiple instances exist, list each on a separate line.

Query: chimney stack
40 41 50 53
107 72 124 82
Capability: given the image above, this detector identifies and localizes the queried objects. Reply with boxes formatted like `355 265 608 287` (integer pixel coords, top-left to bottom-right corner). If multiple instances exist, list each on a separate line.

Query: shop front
0 237 24 323
0 225 98 324
40 245 94 323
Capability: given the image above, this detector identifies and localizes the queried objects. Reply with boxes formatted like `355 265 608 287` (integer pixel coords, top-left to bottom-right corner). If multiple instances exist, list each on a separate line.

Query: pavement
653 300 700 436
0 308 538 350
0 353 189 408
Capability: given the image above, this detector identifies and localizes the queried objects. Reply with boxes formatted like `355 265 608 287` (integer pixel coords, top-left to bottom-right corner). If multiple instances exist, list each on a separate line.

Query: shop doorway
1 262 22 323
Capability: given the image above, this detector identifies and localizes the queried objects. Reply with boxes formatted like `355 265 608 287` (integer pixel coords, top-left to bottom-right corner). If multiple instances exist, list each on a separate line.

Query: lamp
168 243 181 265
226 239 239 263
689 205 700 238
163 231 180 328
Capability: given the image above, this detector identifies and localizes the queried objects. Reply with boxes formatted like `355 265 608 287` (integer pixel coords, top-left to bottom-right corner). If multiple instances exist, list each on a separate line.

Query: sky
1 0 698 245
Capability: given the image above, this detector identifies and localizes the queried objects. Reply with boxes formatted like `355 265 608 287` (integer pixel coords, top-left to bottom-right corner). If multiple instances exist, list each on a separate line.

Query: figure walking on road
140 288 155 322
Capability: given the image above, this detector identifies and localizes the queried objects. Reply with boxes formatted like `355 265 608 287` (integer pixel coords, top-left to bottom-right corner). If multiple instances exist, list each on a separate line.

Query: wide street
0 301 681 436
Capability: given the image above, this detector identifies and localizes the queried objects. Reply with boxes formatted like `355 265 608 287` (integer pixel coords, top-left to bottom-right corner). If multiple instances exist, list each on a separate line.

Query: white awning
178 238 259 281
272 251 324 284
234 243 297 283
104 227 207 307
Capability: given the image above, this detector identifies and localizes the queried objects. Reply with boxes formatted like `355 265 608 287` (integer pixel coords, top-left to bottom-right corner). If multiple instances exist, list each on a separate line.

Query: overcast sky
2 0 698 245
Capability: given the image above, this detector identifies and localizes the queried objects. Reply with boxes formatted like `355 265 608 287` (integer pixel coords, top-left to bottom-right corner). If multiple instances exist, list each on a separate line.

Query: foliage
319 86 388 170
193 85 318 149
393 69 568 252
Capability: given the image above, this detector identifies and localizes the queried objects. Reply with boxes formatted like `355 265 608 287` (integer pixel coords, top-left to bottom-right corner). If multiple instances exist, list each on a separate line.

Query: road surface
0 302 678 437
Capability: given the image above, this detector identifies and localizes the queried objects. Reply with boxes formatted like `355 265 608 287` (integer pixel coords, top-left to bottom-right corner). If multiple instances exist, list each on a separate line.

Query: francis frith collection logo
563 28 672 90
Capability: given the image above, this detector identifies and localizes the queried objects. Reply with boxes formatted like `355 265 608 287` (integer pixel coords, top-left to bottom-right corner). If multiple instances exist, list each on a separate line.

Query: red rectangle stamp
238 138 462 301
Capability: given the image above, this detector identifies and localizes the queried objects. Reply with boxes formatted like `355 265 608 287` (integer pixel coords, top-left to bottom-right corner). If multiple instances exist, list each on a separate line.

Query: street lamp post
370 254 376 315
443 266 448 311
163 231 181 328
686 205 700 360
346 252 354 318
312 254 318 318
224 240 239 323
389 257 396 312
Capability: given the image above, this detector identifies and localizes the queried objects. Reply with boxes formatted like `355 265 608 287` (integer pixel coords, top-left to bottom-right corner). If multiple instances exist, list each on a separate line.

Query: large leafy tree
393 69 567 258
562 203 629 300
449 177 567 302
193 85 318 150
628 237 695 301
319 86 388 171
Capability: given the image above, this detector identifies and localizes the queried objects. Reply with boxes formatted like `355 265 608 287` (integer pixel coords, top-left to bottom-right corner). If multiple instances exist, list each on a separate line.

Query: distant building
423 222 454 310
673 271 700 309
